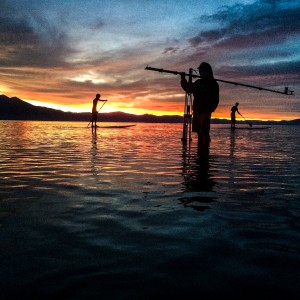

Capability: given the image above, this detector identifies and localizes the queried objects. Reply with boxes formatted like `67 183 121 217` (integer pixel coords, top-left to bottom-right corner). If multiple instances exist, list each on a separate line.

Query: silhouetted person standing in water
91 93 103 128
181 62 219 148
231 102 241 130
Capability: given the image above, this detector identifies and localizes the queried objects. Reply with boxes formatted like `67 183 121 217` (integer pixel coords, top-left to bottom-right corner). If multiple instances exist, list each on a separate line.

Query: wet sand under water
0 121 299 299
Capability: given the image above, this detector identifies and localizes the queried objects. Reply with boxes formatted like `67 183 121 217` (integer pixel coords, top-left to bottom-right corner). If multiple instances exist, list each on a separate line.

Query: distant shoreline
1 94 299 125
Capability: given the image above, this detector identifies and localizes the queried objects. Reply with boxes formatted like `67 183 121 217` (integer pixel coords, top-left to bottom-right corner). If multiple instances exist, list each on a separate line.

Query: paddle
239 112 252 127
87 99 107 128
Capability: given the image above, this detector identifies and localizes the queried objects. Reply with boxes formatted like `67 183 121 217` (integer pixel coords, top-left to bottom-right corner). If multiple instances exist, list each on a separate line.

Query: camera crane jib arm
145 66 294 96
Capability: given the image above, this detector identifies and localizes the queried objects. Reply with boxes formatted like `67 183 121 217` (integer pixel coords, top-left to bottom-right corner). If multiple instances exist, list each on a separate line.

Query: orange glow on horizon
4 89 298 122
19 99 297 121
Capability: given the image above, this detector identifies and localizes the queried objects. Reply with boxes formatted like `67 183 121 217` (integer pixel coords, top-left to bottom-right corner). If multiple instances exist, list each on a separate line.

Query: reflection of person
91 93 102 127
230 102 241 130
181 62 219 147
181 147 216 211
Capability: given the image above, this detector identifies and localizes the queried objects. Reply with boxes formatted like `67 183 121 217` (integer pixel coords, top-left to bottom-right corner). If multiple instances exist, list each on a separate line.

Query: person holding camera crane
180 62 219 148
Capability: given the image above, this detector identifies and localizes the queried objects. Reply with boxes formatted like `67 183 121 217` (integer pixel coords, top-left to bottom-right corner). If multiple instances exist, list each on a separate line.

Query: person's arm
180 73 193 93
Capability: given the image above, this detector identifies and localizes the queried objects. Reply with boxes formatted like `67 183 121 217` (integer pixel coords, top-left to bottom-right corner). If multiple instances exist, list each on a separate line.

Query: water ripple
0 121 300 298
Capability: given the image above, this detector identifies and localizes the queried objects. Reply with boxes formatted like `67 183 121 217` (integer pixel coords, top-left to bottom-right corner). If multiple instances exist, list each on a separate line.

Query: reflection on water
180 144 217 211
230 130 236 157
0 121 300 298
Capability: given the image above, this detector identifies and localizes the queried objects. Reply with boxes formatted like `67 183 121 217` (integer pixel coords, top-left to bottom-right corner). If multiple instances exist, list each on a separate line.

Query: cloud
188 0 300 49
92 19 105 29
179 0 300 92
0 17 35 45
162 47 180 55
0 2 76 68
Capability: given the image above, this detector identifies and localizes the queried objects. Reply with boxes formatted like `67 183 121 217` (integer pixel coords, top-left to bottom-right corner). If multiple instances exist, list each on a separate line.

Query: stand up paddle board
230 126 271 130
91 124 136 129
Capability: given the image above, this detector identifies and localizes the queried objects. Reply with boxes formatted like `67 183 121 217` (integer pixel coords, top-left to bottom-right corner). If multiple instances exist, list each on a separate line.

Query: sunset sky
1 0 299 120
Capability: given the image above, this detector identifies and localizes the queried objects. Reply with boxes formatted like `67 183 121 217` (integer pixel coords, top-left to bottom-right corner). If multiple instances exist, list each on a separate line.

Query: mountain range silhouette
1 95 299 125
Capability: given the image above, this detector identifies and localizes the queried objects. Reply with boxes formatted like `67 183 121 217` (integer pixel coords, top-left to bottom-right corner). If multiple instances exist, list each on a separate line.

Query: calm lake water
0 121 300 299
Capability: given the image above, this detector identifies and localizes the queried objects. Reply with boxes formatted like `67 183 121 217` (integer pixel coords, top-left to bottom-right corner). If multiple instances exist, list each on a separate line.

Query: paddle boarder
180 62 219 147
91 93 105 128
231 102 241 130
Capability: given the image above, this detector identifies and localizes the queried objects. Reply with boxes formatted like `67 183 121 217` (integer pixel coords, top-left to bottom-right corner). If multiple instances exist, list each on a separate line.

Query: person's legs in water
231 112 235 130
92 111 97 127
198 113 211 147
